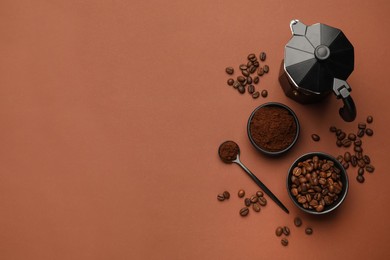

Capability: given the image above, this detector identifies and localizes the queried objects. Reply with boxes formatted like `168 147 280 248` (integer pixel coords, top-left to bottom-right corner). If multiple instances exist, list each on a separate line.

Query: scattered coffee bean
281 238 289 246
253 76 259 84
252 202 261 212
252 91 260 99
354 139 362 146
259 51 266 61
330 126 337 132
233 81 240 89
217 194 225 201
357 159 366 168
257 67 264 76
357 129 365 138
337 132 346 140
238 189 245 198
283 226 290 236
239 64 248 70
242 69 250 77
227 78 234 86
305 227 313 235
258 196 267 206
263 65 269 73
223 191 230 199
225 67 234 75
356 152 363 159
336 140 342 147
356 175 365 183
351 155 358 167
248 84 255 94
342 162 349 169
311 134 320 142
250 195 258 203
261 89 268 98
365 128 373 136
358 123 367 129
367 115 373 123
358 167 365 176
344 152 351 162
294 217 302 227
365 164 375 173
363 155 371 164
354 146 362 153
256 191 264 197
238 85 245 94
248 53 256 61
239 207 249 217
237 76 246 83
348 133 356 141
244 198 251 207
247 76 252 84
249 66 257 74
275 226 283 236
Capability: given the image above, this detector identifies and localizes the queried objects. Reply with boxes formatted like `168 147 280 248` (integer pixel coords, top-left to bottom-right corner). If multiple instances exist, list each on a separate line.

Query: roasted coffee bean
239 64 248 70
316 204 324 212
337 132 346 140
239 207 249 217
358 122 367 129
225 67 234 75
365 128 373 136
357 159 366 168
257 67 264 76
227 78 234 86
253 76 259 84
238 85 245 94
365 164 375 173
252 202 261 212
305 227 313 235
238 189 245 198
281 238 289 246
248 53 256 61
354 146 362 153
342 162 349 169
250 195 258 203
354 139 362 146
348 133 357 141
244 198 251 207
256 191 264 197
237 76 246 83
217 194 225 201
259 52 266 61
357 129 365 138
351 155 358 167
283 226 290 236
247 61 253 67
233 81 240 89
263 65 269 73
248 84 255 94
261 90 268 98
223 191 230 199
294 217 302 227
275 226 283 236
336 140 342 147
356 175 365 183
242 69 250 77
363 155 371 164
252 91 260 99
291 188 298 196
342 139 352 147
258 196 267 206
358 167 365 176
330 126 337 132
247 76 252 84
337 155 344 163
249 66 257 74
356 152 363 159
311 134 320 142
344 152 351 162
367 115 373 124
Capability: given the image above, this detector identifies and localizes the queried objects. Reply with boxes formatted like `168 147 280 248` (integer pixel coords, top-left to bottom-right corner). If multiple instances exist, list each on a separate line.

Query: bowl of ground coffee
247 102 299 156
287 152 349 215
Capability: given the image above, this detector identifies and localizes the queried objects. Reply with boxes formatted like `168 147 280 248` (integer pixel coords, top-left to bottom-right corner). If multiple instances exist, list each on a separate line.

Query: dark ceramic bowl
247 102 300 156
286 152 349 215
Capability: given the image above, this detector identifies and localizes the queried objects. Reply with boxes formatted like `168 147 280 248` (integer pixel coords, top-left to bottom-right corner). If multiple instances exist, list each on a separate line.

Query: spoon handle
236 161 289 214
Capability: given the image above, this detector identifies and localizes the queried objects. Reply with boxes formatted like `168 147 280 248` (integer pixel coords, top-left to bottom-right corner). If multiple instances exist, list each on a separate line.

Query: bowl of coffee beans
247 102 300 156
287 152 349 215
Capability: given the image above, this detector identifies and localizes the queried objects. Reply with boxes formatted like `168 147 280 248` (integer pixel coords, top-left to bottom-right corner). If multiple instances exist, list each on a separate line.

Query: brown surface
1 1 390 259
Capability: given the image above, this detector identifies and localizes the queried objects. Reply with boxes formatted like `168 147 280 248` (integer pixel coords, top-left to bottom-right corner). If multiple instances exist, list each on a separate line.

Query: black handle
339 95 356 122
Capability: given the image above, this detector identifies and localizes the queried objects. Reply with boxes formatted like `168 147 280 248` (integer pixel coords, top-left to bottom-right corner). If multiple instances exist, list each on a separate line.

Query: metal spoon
219 141 289 214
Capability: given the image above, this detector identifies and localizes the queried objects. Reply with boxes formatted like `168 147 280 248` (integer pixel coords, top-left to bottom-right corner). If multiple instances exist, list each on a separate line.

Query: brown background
1 0 390 259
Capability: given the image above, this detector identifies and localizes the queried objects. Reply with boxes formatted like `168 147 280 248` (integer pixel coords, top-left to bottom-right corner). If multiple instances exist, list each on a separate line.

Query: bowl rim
247 102 300 156
286 151 349 215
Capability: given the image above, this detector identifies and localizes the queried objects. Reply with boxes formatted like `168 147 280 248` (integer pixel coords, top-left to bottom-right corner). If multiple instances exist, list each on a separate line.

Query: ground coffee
218 141 239 162
249 106 297 152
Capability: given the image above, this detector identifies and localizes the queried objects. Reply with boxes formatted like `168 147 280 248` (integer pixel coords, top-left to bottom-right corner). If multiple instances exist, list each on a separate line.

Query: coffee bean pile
225 52 270 99
289 155 344 212
331 115 375 184
217 191 230 201
240 190 267 217
275 217 313 247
